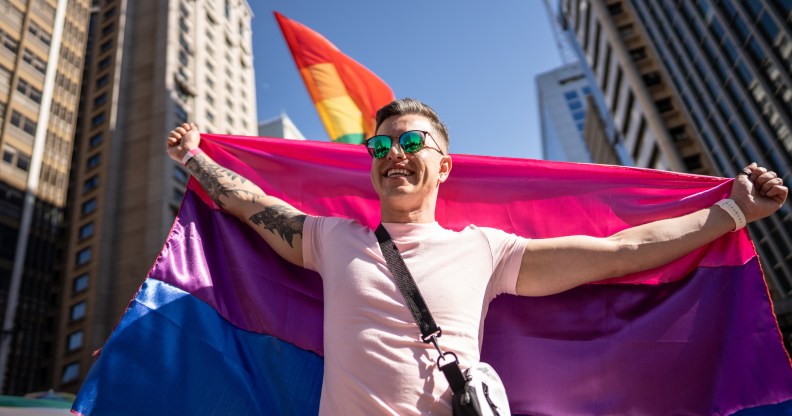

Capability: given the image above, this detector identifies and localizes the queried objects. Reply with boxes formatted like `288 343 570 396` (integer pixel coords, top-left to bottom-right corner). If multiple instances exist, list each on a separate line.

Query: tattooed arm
166 123 307 266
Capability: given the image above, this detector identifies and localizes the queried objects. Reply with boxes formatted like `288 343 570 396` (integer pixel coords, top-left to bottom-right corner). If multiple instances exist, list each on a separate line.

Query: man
166 98 787 415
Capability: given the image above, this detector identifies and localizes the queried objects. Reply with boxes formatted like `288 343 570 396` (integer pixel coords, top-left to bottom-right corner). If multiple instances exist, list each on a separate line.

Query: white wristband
715 199 746 232
182 148 204 166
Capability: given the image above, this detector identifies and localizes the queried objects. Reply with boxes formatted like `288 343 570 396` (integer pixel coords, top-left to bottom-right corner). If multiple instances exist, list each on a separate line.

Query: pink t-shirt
302 216 527 415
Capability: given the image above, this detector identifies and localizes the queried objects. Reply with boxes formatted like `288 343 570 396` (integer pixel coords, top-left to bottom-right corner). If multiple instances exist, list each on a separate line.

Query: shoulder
457 224 527 241
305 215 368 236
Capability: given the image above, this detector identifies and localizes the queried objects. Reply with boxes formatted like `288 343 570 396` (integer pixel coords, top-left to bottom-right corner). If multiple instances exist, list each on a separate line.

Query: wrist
714 199 747 232
181 148 204 166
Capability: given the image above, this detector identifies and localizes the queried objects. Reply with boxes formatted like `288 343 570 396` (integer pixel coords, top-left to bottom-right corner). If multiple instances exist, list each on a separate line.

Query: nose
386 141 405 160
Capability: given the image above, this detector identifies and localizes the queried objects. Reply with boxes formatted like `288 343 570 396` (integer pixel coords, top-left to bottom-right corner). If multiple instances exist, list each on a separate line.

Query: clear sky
250 1 564 159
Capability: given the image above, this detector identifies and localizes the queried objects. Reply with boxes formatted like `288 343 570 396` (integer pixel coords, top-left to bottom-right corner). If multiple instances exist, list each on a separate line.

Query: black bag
375 225 510 416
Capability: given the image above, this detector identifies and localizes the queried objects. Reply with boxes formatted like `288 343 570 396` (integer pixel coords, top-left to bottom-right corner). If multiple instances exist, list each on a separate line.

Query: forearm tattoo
187 154 262 209
249 205 306 248
186 154 305 247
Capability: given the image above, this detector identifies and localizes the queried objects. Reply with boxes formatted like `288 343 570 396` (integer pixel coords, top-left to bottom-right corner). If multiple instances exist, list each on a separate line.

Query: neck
380 201 437 224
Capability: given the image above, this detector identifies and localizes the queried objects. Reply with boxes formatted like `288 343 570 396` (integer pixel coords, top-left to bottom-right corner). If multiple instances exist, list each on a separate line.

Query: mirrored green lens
400 131 424 154
367 136 392 158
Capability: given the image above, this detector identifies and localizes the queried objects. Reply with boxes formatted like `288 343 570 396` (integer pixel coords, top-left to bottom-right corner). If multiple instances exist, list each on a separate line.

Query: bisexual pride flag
73 135 792 415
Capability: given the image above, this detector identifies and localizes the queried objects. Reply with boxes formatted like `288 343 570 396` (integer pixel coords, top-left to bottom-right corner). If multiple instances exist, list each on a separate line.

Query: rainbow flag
274 12 395 144
73 135 792 415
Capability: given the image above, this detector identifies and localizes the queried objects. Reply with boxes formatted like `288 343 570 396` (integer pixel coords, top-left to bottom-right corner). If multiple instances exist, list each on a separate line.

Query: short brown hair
375 98 450 149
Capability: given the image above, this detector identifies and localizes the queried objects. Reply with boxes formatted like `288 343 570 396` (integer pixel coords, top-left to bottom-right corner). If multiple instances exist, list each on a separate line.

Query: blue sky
250 1 563 159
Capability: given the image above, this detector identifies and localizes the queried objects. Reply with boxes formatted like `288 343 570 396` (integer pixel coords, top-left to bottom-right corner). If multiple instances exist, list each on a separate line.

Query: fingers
751 168 787 204
166 123 200 148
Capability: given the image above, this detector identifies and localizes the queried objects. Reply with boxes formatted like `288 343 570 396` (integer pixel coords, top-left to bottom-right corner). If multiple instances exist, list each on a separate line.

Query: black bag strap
374 224 468 393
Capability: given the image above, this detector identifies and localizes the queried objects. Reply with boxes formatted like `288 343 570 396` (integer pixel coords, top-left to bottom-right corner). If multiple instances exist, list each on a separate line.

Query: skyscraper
54 0 257 391
560 0 792 341
0 0 90 395
537 63 595 162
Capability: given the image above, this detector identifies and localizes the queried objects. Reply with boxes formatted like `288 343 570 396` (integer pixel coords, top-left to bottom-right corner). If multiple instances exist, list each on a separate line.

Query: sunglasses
364 130 445 159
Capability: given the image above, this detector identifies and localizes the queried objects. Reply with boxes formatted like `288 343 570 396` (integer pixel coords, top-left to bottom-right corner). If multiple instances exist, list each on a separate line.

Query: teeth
387 169 410 177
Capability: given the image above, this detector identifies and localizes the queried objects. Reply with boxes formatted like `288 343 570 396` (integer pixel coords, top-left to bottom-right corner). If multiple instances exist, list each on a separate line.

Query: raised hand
166 122 201 163
731 162 788 223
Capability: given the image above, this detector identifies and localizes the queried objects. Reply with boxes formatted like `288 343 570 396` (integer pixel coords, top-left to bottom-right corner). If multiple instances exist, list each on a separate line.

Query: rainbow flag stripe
73 135 792 415
275 12 395 143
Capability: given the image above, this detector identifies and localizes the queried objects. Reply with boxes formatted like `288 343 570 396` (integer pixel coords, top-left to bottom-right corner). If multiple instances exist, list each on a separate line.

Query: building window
67 330 84 351
94 93 108 106
173 166 189 185
683 154 703 171
10 110 37 136
0 28 19 53
82 175 99 193
99 40 112 53
28 21 51 46
70 301 86 321
607 2 623 15
76 247 92 266
101 23 114 37
22 49 46 74
86 153 101 169
98 56 111 70
617 24 635 38
642 72 661 87
89 133 103 147
78 222 94 240
91 112 106 126
178 50 189 66
655 98 673 113
17 78 42 103
629 47 647 61
224 0 230 18
81 198 97 215
61 362 80 384
1 145 31 172
73 273 89 293
96 75 109 88
175 104 188 124
1 147 12 164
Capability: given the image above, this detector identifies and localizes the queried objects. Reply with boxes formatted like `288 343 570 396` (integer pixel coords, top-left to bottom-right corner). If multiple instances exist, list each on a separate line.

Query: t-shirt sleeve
481 227 529 296
303 215 335 273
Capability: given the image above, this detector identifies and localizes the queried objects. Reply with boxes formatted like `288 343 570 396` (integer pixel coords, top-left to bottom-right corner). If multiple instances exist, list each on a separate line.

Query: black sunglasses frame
363 130 445 159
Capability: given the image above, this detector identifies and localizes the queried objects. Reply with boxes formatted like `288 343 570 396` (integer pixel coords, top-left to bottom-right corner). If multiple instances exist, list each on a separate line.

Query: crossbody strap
374 224 468 393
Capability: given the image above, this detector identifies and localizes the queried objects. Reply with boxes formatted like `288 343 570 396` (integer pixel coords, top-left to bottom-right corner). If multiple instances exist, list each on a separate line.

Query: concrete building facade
0 0 90 394
54 0 256 391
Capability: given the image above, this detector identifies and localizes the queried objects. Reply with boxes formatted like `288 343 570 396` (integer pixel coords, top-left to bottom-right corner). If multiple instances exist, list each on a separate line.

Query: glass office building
561 0 792 342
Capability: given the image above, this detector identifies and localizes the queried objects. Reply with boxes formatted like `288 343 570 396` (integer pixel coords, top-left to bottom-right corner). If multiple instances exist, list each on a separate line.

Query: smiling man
166 98 787 415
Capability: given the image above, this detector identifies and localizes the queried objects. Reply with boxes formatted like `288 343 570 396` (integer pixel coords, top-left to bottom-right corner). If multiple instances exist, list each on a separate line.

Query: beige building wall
54 0 256 391
0 0 89 395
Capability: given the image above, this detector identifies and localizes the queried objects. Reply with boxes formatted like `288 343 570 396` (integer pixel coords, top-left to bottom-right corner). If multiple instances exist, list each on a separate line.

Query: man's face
370 114 451 208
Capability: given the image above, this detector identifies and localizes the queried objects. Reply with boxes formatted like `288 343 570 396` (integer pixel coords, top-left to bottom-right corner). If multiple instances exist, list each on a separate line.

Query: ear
437 155 452 184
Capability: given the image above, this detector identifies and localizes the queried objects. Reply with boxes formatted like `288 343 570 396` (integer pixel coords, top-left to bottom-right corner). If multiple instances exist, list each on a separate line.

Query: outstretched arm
166 123 306 266
516 164 787 297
